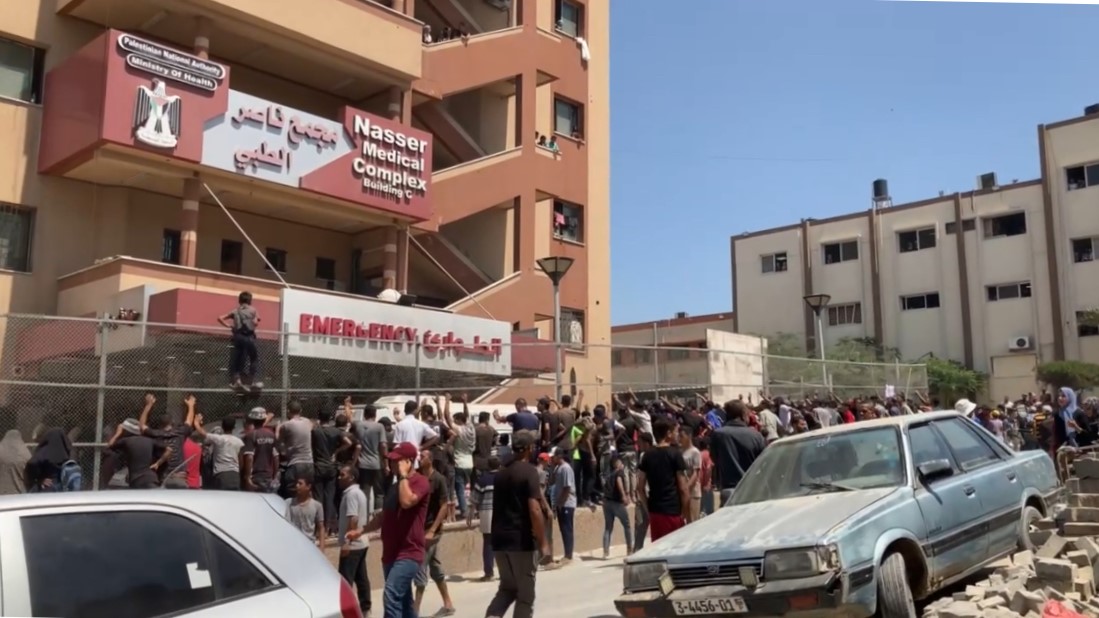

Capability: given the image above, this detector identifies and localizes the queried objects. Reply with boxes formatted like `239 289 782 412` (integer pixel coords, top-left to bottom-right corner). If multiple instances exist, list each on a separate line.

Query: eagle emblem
133 78 182 149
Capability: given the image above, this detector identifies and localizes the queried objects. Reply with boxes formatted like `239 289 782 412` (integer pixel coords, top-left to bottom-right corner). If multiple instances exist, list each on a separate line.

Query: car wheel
1019 505 1043 552
877 552 917 618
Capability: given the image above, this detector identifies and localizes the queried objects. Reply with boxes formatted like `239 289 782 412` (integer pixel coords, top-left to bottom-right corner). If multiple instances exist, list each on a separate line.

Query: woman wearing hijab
1053 387 1081 482
0 429 31 495
25 428 81 492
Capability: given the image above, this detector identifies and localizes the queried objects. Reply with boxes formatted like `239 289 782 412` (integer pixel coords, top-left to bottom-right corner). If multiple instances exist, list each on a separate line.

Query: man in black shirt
108 418 170 489
637 416 688 542
487 430 550 618
710 400 766 504
615 406 639 499
138 393 194 487
415 450 456 616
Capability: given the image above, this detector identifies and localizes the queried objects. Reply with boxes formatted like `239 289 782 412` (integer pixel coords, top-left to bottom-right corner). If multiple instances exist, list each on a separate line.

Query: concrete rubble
922 451 1099 618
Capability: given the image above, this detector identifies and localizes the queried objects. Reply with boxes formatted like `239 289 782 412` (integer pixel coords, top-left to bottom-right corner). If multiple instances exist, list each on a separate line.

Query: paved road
369 548 625 618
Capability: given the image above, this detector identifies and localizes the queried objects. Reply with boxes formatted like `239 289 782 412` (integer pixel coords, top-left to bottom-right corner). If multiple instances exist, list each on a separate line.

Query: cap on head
247 407 267 421
387 441 419 461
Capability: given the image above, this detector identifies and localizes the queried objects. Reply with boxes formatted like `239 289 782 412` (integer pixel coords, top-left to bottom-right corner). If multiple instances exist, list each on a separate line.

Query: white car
0 490 361 617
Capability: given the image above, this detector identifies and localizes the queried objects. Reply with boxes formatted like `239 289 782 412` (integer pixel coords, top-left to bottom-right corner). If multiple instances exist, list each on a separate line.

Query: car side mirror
917 458 953 484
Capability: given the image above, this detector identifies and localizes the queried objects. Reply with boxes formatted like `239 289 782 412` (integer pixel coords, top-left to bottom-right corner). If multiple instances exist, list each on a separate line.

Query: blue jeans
556 506 575 559
383 559 420 618
455 467 472 517
602 501 632 555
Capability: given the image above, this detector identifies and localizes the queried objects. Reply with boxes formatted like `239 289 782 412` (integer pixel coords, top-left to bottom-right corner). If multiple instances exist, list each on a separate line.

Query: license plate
672 597 748 615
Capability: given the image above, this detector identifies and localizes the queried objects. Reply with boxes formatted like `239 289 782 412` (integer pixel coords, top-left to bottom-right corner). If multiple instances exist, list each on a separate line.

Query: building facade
0 0 609 403
731 107 1099 400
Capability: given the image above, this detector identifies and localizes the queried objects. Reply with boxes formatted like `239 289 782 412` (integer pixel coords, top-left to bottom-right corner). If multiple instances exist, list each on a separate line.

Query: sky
609 0 1099 325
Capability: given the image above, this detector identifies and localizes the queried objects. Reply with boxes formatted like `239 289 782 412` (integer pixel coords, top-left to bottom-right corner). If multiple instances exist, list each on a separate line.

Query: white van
339 395 515 437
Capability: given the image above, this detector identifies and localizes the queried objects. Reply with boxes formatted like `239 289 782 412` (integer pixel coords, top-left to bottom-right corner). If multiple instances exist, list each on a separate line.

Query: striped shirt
471 470 497 534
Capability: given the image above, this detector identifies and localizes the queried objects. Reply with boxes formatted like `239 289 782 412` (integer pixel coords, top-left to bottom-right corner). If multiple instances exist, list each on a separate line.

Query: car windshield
728 427 906 506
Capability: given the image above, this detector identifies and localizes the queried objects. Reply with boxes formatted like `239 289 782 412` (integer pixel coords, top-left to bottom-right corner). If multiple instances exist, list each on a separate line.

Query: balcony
58 0 424 95
47 255 552 374
415 28 560 99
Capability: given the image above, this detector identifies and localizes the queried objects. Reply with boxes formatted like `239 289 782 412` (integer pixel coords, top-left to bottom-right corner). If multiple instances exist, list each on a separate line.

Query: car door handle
963 485 976 496
1006 472 1017 482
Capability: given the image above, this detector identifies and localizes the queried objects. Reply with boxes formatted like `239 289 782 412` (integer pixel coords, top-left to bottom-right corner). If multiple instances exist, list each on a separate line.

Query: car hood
630 487 899 564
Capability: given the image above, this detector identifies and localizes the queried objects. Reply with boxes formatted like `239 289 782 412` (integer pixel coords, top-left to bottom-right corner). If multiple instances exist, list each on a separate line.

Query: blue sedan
615 411 1060 618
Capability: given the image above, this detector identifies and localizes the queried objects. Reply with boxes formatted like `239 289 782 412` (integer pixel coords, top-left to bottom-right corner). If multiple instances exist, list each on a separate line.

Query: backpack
234 307 257 336
59 460 82 492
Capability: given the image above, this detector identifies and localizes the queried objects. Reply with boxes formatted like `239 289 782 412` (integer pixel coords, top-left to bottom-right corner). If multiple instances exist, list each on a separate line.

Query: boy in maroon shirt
365 441 430 618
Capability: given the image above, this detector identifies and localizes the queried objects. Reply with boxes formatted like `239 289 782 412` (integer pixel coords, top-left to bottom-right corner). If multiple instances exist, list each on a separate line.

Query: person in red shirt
182 433 202 489
365 442 429 618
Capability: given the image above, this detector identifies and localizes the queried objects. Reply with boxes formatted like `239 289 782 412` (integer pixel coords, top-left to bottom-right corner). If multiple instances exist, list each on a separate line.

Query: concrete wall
324 505 632 589
707 330 766 404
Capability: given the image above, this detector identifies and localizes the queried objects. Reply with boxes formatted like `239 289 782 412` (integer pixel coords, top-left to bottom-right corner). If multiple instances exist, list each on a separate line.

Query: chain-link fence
0 314 928 489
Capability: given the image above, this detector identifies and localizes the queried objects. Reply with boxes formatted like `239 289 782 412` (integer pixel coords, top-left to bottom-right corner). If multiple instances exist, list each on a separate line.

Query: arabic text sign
280 289 512 376
200 90 354 187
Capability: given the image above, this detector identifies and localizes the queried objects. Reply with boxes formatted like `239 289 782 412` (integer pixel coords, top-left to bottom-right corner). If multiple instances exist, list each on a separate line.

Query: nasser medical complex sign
93 32 434 221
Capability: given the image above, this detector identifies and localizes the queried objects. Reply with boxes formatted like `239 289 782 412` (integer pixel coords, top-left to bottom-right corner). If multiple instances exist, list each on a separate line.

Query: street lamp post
803 293 831 389
537 256 575 399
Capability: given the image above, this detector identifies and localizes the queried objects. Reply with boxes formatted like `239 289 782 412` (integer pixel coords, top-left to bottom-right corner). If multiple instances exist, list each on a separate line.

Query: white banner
280 289 512 376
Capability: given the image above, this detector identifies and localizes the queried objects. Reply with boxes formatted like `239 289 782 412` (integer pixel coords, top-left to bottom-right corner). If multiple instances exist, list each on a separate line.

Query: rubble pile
923 454 1099 618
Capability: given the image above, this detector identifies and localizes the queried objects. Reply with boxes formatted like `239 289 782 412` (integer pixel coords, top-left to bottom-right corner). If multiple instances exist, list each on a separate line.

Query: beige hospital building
732 105 1099 400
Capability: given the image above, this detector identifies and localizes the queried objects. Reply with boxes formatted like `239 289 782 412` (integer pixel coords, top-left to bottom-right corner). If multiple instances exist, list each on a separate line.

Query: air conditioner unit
485 0 511 9
1008 336 1032 351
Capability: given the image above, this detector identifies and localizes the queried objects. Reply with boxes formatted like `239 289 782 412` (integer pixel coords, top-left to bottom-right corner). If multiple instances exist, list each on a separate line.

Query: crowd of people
1 385 1095 617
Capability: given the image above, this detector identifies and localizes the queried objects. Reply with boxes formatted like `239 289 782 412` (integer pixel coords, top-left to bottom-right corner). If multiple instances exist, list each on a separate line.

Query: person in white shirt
392 400 438 468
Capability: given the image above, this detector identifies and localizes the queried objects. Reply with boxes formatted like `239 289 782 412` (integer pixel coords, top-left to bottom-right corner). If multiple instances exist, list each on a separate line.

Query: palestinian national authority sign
117 34 226 93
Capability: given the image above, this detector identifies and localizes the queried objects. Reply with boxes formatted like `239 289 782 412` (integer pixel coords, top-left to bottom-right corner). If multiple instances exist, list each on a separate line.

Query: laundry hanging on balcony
576 37 591 63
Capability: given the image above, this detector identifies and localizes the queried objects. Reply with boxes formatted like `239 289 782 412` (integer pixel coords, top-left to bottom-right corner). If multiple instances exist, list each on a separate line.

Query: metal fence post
92 317 108 491
281 322 290 420
414 341 422 397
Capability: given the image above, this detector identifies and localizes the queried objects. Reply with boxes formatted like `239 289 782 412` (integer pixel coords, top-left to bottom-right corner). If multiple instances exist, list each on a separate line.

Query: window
827 302 862 326
264 247 287 273
1066 163 1099 191
555 0 583 37
934 418 999 471
900 292 940 311
220 240 243 275
554 97 582 138
21 510 271 618
553 200 583 243
986 282 1032 302
822 240 858 265
315 257 336 287
982 212 1026 239
611 349 623 366
0 37 45 104
1078 311 1099 338
559 307 585 347
945 219 977 235
897 227 936 253
908 424 956 472
1073 237 1098 263
162 229 181 265
761 252 788 273
0 203 34 271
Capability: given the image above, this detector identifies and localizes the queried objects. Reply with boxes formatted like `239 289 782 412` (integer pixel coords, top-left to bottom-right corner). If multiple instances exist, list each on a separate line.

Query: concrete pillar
396 226 409 293
180 176 201 268
181 18 212 269
383 227 398 291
